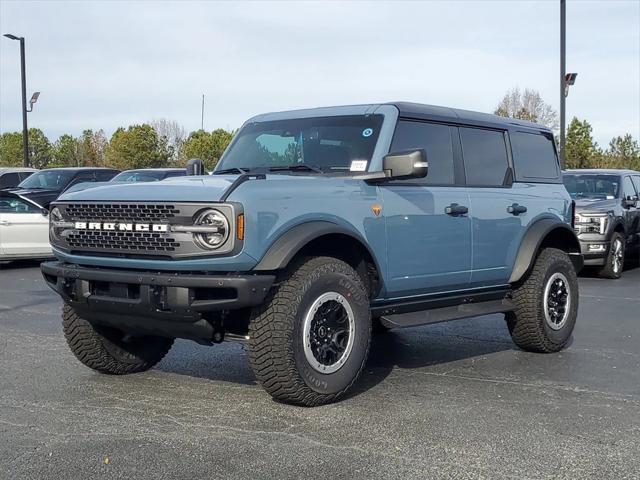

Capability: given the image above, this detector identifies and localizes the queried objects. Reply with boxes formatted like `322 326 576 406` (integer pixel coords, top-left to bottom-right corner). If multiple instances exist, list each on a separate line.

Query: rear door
380 119 471 297
0 196 50 257
461 127 525 288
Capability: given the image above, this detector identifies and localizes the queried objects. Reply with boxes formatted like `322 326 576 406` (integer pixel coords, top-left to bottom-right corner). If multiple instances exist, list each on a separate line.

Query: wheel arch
509 219 583 284
253 221 383 298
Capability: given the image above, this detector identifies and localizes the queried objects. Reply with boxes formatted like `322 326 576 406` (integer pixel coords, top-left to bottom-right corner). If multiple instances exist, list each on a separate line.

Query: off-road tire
506 248 579 353
62 304 174 374
248 256 371 407
598 232 625 279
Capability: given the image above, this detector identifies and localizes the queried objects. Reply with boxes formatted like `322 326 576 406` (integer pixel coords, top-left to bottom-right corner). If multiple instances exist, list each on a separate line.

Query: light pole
560 0 566 168
3 33 30 167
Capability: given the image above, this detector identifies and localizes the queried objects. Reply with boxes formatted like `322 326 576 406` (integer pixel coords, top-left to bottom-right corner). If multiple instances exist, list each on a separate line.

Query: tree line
1 89 638 172
0 120 234 172
495 87 639 171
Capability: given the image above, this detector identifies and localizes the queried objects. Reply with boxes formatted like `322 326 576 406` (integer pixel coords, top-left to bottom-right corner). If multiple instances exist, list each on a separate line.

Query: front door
380 120 471 298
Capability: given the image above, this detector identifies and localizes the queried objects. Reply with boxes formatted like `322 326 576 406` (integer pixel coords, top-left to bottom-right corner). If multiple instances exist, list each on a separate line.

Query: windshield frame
562 173 621 200
215 105 399 175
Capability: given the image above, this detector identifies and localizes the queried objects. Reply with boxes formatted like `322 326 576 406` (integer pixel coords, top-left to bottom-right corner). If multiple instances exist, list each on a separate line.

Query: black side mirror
186 158 205 176
623 195 639 208
382 149 428 181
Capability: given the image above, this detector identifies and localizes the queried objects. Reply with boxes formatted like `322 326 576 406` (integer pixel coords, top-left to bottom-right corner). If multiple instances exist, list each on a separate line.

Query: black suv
1 167 119 208
563 169 640 278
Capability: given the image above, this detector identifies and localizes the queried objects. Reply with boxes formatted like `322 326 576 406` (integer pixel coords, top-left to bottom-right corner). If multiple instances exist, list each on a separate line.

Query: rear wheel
598 232 625 279
506 248 579 353
62 305 174 374
248 257 371 406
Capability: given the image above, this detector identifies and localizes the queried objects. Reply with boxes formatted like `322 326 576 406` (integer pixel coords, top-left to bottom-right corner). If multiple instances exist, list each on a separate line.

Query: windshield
112 171 168 183
18 170 75 190
563 174 620 199
216 115 384 173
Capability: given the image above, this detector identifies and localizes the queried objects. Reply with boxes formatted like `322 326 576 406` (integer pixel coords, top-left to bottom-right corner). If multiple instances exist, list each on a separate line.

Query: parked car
0 168 38 189
563 169 640 278
3 167 119 208
0 191 51 261
65 168 187 193
42 102 582 406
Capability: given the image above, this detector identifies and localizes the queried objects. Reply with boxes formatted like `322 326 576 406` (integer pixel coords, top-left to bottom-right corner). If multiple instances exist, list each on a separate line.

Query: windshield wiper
213 167 249 175
269 164 324 174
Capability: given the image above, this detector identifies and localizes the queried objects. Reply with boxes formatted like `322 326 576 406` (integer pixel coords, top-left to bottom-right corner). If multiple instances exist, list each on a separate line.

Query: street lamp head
565 73 578 85
30 92 40 104
3 33 22 41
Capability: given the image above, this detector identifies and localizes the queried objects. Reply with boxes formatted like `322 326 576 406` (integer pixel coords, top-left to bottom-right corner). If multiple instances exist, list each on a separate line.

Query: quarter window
511 131 559 180
389 120 455 185
460 127 509 186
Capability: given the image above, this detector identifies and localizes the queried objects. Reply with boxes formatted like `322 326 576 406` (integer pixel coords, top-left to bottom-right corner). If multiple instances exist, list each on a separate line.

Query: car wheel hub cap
303 292 355 374
612 239 623 273
543 272 571 330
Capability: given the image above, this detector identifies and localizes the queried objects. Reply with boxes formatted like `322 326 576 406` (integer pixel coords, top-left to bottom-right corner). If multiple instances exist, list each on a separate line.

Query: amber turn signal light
237 214 245 240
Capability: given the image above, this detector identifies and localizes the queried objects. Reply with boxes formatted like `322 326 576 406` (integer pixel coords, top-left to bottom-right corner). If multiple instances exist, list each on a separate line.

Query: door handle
0 220 11 226
507 203 527 215
445 203 468 216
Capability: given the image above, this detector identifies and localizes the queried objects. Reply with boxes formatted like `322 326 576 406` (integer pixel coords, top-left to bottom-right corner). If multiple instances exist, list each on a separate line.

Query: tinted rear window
460 127 509 186
511 132 559 180
389 120 455 185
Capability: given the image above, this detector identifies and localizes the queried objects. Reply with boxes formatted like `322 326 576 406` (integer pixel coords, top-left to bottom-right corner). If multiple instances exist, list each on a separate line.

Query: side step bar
380 298 514 329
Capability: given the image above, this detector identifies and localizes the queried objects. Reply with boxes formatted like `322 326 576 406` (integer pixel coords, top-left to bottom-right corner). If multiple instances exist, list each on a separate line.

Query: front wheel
506 248 579 353
248 257 371 406
598 232 625 279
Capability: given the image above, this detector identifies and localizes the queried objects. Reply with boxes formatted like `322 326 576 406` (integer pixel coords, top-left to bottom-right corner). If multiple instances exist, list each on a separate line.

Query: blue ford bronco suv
42 103 583 406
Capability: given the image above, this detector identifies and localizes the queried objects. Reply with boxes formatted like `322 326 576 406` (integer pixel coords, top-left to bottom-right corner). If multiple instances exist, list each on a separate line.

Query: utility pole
3 34 29 167
560 0 566 168
201 94 205 131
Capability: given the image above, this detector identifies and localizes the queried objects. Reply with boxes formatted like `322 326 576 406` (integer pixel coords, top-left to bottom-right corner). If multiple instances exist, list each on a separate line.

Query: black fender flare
509 219 583 284
253 221 380 272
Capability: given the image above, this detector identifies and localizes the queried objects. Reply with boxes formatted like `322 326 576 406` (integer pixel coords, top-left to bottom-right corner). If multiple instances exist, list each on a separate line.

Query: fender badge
371 204 382 217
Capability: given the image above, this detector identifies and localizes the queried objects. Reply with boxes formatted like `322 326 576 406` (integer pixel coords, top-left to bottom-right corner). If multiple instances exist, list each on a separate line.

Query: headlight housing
574 213 608 235
192 209 230 249
49 206 64 241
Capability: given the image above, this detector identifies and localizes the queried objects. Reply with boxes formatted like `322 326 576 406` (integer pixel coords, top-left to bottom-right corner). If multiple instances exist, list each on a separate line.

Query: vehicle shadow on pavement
0 259 51 270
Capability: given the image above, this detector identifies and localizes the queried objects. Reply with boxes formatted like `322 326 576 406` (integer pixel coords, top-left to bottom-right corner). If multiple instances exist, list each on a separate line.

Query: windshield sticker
350 160 368 172
362 128 373 138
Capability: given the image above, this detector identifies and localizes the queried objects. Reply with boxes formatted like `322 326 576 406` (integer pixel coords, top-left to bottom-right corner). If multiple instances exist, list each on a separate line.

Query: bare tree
494 87 559 132
150 119 186 164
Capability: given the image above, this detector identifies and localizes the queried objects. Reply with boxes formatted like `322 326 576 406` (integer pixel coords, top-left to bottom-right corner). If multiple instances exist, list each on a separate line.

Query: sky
1 0 639 148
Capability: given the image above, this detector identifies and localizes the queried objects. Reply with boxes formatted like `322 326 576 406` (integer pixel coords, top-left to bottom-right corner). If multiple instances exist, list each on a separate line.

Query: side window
19 171 34 181
0 173 21 188
622 176 637 198
632 176 640 196
0 198 41 213
460 127 509 186
96 171 117 181
389 120 455 185
511 131 559 180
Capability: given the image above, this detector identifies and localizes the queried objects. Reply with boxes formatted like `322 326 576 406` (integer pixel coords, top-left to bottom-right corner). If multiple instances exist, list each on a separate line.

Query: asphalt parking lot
1 261 639 480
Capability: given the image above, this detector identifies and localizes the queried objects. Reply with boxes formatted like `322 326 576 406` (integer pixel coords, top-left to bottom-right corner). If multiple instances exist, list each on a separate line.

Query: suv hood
574 197 618 213
58 176 240 202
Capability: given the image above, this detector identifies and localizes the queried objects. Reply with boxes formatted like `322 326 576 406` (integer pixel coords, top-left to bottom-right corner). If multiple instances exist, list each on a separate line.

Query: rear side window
511 131 559 180
0 172 21 188
460 127 509 186
389 120 455 185
96 171 118 181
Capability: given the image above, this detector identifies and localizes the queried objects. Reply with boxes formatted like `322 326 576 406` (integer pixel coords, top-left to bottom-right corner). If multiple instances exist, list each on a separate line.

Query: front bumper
577 237 610 266
41 261 274 341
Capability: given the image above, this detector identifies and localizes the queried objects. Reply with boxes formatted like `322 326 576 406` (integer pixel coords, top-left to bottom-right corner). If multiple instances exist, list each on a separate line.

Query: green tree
565 117 598 169
78 129 108 166
105 124 172 170
181 128 234 170
27 128 53 169
51 134 81 167
602 134 640 170
0 132 24 167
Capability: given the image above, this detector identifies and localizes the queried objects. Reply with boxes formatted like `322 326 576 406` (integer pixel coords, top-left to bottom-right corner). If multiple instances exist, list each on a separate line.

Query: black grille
67 230 180 252
65 203 180 222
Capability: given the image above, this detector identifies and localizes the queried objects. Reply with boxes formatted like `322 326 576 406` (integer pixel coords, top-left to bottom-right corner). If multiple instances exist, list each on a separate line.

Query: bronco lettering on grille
74 222 169 232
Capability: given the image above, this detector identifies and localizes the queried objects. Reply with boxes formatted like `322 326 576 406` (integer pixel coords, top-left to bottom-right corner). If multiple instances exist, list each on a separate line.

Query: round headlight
49 207 63 241
193 209 229 250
